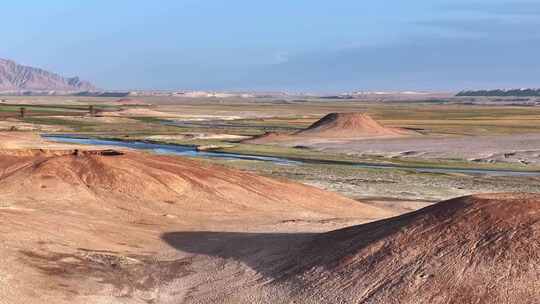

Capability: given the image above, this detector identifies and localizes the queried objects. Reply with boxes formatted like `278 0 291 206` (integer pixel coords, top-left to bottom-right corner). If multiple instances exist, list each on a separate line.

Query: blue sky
1 0 539 92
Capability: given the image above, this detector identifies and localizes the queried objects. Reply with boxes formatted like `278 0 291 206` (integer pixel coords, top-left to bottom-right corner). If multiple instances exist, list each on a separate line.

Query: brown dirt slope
277 193 540 304
0 149 390 224
0 148 393 303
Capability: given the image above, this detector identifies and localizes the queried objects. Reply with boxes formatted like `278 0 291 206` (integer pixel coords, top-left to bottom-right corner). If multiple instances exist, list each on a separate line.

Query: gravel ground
217 161 540 212
307 134 540 165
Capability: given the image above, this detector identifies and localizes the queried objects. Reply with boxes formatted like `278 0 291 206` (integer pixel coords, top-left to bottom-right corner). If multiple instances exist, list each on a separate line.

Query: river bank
42 134 540 177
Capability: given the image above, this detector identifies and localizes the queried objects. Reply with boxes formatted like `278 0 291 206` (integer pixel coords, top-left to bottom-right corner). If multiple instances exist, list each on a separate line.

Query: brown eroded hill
273 193 540 303
0 146 394 303
245 112 415 144
0 149 389 225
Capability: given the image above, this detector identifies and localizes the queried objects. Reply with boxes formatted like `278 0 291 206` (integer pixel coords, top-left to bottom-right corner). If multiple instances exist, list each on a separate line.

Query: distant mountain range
0 58 96 92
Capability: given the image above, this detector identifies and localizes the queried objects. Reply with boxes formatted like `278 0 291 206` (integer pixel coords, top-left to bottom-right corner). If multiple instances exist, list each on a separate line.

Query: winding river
42 135 540 177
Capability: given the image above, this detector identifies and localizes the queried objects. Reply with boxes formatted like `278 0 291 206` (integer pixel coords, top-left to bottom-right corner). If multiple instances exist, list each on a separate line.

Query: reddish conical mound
282 193 540 303
244 113 413 144
296 112 409 137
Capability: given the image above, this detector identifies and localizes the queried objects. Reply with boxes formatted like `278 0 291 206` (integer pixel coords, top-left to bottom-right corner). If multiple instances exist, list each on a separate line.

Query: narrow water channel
42 134 540 177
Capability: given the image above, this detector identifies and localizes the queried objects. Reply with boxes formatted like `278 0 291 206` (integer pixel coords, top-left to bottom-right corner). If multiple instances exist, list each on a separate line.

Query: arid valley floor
0 96 539 303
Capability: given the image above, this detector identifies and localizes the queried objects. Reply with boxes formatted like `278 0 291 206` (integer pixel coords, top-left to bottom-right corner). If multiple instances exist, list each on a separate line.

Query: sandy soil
0 132 395 303
0 132 85 149
0 120 69 132
104 107 243 120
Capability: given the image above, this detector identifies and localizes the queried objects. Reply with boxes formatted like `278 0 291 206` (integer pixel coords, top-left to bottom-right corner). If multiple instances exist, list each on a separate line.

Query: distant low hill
244 112 415 144
295 112 412 138
457 88 540 97
0 58 96 92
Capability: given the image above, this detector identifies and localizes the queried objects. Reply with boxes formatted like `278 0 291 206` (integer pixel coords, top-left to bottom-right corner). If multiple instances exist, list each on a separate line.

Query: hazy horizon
2 1 539 92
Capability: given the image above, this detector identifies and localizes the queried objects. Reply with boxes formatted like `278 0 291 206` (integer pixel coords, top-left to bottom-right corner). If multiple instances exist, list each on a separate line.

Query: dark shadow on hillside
161 231 316 279
160 200 459 280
